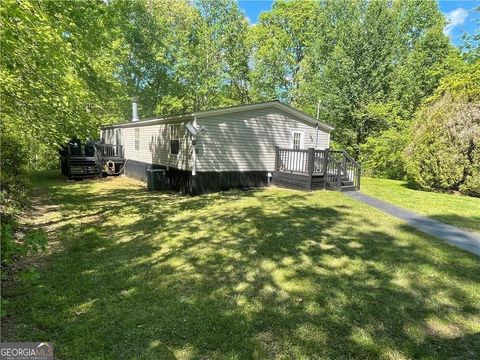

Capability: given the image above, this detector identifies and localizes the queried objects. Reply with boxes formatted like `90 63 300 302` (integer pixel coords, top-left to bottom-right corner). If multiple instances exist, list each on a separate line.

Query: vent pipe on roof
132 97 139 122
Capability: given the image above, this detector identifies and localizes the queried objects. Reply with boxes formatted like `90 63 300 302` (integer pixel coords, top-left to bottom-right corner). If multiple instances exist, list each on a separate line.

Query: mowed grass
361 177 480 234
3 171 480 359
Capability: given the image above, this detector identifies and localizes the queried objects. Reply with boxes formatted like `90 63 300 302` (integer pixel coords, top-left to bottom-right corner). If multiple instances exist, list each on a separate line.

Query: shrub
0 131 31 219
1 223 47 268
404 94 480 196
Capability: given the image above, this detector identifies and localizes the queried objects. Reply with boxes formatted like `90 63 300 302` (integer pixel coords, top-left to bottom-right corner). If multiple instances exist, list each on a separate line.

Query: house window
135 128 140 150
170 124 180 155
292 131 303 149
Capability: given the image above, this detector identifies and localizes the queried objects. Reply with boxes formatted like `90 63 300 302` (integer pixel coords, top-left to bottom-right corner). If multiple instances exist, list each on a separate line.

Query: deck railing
341 150 361 190
276 148 310 173
95 144 124 158
66 143 88 157
274 147 361 190
275 147 329 175
325 155 342 190
65 143 124 159
313 150 327 173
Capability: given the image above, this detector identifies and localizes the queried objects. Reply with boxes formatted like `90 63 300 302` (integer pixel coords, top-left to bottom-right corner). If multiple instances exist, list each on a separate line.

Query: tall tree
249 0 318 103
296 0 453 153
160 0 251 113
112 0 197 118
1 0 123 166
114 0 251 117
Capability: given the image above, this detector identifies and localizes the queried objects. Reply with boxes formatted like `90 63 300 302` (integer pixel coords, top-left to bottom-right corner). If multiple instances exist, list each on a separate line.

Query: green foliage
1 299 10 317
18 268 41 283
1 223 20 266
1 225 48 266
360 127 409 179
23 230 48 254
112 0 251 117
1 0 123 153
299 0 452 150
247 0 475 184
249 0 318 102
461 6 479 63
434 58 480 100
404 62 480 196
173 0 251 111
0 130 31 219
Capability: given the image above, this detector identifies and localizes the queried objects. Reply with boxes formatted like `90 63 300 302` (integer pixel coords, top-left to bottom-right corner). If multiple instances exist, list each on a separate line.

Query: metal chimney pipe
132 97 139 122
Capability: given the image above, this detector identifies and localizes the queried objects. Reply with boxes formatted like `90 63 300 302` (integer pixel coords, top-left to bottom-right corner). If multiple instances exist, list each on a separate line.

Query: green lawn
3 171 480 359
361 177 480 234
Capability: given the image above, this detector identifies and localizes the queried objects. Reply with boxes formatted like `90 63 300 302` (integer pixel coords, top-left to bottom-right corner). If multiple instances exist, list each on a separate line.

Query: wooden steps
68 157 100 179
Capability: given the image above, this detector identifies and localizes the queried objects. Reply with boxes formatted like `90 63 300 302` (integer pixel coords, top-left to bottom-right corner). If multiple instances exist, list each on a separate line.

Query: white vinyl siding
100 106 330 173
101 121 192 170
195 107 330 172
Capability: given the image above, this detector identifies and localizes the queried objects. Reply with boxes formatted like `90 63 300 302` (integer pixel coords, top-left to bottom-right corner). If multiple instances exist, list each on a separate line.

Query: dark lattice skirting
124 159 269 195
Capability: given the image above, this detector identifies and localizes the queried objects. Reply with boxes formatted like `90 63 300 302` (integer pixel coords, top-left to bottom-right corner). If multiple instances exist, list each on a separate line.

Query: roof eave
100 101 335 132
273 102 334 131
100 114 194 129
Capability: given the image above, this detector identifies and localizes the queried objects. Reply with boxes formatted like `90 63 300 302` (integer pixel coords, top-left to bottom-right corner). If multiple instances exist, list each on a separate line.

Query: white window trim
290 130 305 149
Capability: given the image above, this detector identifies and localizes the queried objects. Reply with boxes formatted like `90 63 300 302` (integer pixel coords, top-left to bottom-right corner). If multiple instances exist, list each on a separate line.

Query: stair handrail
342 150 361 168
325 155 342 190
341 150 361 190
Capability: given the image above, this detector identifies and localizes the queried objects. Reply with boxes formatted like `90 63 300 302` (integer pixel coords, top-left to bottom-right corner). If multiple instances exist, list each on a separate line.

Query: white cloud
444 8 469 36
245 16 256 27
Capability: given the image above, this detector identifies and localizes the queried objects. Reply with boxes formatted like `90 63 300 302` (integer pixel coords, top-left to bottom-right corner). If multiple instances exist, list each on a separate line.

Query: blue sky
238 0 479 47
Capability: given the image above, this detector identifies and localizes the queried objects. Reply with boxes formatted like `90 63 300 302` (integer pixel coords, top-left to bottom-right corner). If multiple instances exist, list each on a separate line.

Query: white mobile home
99 101 352 194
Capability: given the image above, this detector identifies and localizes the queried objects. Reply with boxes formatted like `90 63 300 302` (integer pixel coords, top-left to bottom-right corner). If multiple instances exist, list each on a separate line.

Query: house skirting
272 171 325 191
124 159 269 195
124 159 163 182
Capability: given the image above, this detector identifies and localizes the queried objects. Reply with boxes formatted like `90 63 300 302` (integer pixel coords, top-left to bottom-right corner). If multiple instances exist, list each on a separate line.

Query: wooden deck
272 147 361 192
60 142 125 180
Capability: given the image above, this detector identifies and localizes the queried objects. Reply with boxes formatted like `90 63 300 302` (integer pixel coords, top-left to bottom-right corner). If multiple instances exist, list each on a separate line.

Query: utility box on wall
147 169 166 191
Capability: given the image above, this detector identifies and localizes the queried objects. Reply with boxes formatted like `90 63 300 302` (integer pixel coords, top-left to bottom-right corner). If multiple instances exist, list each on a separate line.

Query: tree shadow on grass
5 174 480 359
428 213 480 234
